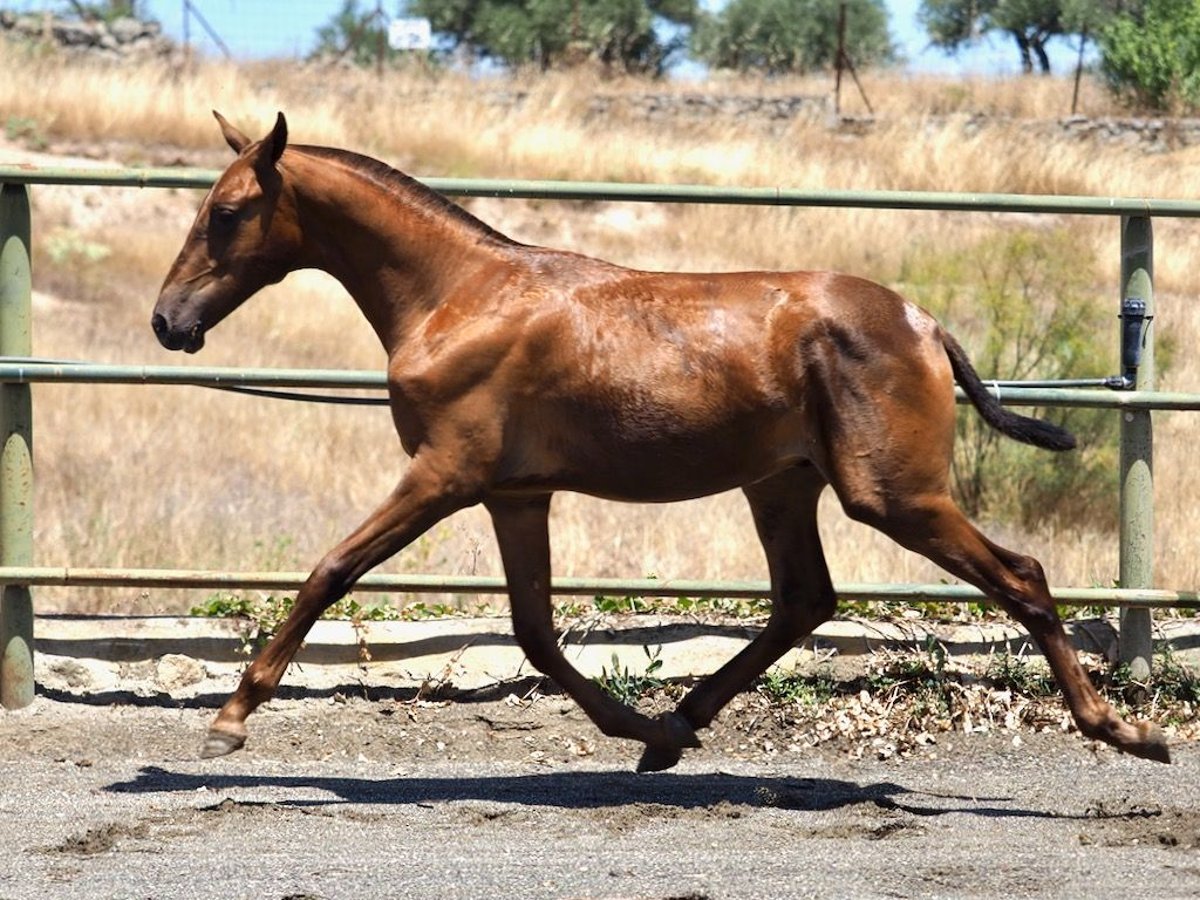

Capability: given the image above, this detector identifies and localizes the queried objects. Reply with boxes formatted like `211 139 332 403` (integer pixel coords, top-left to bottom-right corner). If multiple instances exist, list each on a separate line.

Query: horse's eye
210 205 239 230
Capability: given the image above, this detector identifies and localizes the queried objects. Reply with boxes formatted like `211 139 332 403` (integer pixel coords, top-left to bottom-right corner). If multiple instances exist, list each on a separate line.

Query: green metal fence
2 165 1199 710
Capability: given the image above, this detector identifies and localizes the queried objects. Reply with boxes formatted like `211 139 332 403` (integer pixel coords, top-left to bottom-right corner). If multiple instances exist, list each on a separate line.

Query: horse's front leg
202 458 476 758
487 496 700 768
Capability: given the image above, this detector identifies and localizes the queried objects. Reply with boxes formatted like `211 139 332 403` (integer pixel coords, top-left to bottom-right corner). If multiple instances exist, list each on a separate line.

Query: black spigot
1120 297 1148 388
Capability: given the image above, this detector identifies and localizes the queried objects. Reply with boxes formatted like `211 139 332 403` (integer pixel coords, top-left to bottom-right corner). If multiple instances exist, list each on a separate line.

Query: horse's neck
291 156 507 354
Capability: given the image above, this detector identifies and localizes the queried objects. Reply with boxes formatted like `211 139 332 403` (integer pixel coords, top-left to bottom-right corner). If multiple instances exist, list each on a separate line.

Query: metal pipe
1119 216 1156 679
0 566 1194 608
3 361 1200 411
0 185 33 710
0 360 386 388
5 165 1200 217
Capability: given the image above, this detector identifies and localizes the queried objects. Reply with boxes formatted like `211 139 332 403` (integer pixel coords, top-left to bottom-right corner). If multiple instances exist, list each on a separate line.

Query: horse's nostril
151 313 168 337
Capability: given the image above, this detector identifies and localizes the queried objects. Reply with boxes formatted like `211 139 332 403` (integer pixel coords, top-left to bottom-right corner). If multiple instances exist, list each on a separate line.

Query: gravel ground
1 687 1198 900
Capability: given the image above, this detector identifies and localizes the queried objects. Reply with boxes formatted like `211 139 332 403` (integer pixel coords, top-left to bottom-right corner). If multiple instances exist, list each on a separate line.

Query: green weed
190 592 402 656
755 665 839 707
985 647 1056 696
865 638 952 716
587 593 771 618
4 114 46 149
595 645 665 705
1107 646 1200 714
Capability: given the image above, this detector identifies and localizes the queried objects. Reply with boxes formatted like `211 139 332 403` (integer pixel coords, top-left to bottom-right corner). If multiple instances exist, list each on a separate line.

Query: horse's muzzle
151 312 206 353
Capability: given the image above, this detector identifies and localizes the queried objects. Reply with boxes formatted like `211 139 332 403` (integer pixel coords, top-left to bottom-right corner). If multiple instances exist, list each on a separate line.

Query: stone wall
0 11 172 59
490 89 1200 150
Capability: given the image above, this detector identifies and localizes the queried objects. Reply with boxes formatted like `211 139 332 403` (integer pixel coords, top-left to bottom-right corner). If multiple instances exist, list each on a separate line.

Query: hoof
659 711 702 750
200 727 246 759
1131 722 1171 764
635 712 702 773
636 744 682 773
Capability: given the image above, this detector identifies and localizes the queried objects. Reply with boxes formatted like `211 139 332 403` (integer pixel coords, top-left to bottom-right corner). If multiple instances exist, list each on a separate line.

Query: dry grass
3 45 1199 614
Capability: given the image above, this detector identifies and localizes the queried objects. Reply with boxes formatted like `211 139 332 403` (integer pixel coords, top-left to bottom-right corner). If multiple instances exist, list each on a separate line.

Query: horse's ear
265 112 287 166
250 112 288 174
213 110 251 154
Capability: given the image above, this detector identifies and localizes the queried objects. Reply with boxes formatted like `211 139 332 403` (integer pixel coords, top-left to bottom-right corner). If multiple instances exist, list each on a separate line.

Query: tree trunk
1032 36 1052 75
1011 30 1033 74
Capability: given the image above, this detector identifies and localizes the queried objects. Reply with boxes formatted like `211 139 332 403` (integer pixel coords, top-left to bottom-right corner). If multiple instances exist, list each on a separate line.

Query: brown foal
152 112 1169 770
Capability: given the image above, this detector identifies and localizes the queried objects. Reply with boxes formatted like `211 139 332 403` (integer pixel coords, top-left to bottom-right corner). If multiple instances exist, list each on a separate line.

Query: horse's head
152 111 300 353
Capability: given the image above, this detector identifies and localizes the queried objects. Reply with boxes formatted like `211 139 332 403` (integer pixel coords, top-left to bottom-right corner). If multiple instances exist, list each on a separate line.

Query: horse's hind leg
640 467 837 772
850 489 1169 763
487 496 701 765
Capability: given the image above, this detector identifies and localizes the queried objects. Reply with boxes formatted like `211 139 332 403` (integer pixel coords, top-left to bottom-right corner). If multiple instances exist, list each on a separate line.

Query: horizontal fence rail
6 164 1200 217
4 360 1200 410
0 567 1195 608
1 163 1197 709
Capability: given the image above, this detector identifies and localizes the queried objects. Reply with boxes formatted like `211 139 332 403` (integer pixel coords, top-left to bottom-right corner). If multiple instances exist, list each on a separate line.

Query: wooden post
832 2 874 116
0 183 33 710
834 2 846 115
1071 27 1088 116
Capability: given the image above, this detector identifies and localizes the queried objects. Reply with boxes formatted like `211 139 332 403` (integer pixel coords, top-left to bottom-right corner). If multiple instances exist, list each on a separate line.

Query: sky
12 0 1093 76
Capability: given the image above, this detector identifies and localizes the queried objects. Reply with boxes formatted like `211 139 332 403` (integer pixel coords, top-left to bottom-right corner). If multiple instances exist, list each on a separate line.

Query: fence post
0 183 33 710
1118 215 1154 681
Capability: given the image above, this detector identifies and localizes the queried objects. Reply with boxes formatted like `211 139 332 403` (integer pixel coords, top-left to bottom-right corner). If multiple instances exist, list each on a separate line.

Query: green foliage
59 0 147 22
1099 0 1200 112
406 0 696 73
1150 648 1200 706
864 639 953 715
566 593 771 618
313 0 441 69
1106 646 1200 712
4 116 47 151
400 600 477 618
985 647 1055 696
919 0 1107 74
755 665 838 707
594 645 664 704
191 592 401 656
44 228 111 265
691 0 893 75
900 228 1118 529
314 0 411 67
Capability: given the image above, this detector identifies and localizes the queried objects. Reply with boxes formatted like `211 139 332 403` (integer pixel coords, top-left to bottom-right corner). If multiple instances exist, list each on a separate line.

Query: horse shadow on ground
104 764 1073 821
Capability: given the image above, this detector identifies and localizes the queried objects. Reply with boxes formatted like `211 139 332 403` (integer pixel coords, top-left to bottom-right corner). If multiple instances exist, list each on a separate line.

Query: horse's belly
495 416 815 503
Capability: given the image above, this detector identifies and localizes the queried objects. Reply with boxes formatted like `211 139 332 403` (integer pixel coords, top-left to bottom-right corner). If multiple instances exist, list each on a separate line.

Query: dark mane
292 144 516 245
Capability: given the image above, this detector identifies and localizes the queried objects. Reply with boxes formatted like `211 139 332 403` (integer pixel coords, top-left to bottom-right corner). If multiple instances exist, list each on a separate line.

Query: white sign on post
388 17 433 51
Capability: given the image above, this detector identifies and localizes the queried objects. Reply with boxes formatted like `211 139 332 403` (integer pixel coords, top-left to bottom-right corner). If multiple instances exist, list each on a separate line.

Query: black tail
941 330 1076 452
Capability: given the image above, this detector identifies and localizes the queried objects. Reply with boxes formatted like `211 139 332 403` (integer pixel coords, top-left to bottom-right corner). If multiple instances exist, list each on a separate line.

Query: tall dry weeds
3 46 1198 614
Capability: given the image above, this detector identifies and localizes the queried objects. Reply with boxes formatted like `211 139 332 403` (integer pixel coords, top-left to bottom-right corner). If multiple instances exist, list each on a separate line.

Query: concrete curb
30 614 1200 695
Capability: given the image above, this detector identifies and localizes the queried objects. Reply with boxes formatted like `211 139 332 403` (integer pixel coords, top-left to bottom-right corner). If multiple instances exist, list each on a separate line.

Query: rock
41 656 119 693
48 658 94 689
108 16 152 44
52 20 102 47
155 654 207 691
